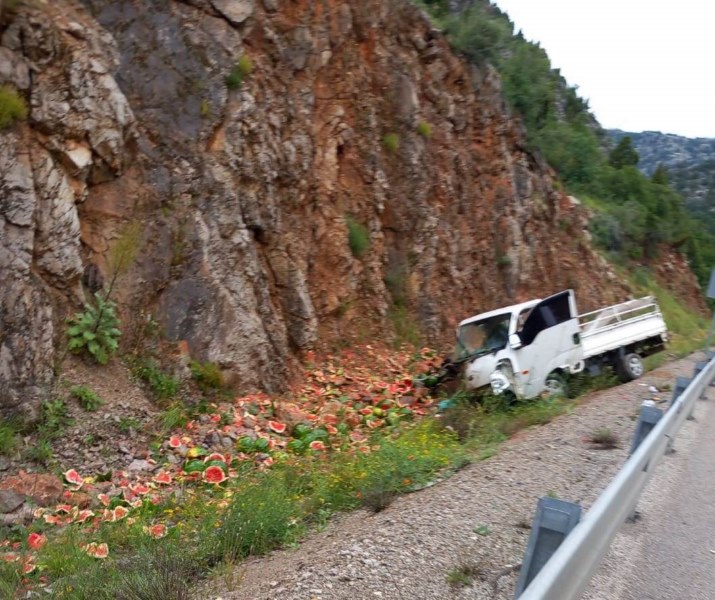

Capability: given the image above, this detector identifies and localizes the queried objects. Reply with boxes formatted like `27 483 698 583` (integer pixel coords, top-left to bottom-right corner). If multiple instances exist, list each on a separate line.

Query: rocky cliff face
1 0 696 419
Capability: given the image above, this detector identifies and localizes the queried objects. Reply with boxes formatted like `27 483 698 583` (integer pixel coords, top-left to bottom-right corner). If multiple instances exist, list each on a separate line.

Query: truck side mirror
509 333 522 349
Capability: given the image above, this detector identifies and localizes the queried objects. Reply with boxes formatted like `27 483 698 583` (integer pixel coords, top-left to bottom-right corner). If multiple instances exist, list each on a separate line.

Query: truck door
513 290 583 398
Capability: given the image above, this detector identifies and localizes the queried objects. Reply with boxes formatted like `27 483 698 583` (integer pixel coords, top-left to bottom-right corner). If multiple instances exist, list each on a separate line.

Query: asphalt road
585 384 715 600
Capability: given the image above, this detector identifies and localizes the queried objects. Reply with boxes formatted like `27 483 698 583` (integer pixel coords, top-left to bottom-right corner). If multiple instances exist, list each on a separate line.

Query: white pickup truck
456 290 668 399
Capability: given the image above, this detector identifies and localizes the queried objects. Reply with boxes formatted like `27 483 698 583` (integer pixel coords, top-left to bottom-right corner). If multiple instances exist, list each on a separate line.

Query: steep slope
0 0 671 420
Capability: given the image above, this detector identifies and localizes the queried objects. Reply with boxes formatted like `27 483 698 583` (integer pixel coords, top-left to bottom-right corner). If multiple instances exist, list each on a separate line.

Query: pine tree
608 136 640 169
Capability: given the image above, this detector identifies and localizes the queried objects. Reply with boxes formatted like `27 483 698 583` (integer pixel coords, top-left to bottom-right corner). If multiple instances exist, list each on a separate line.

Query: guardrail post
629 402 664 457
514 497 581 598
694 362 709 398
669 376 694 420
669 376 691 409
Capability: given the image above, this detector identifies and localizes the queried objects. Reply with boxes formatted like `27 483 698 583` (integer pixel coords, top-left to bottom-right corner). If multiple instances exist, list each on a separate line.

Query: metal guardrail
518 355 715 599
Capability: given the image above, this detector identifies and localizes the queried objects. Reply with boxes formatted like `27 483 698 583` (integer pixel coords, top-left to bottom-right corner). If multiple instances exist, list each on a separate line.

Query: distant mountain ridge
608 129 715 176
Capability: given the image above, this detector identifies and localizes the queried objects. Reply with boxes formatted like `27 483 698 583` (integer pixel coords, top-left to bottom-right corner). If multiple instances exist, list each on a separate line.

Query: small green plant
497 253 512 267
189 361 223 391
346 216 370 258
199 99 210 118
590 427 618 449
24 398 71 465
382 132 400 153
132 359 180 400
446 559 484 588
66 293 121 365
25 439 53 465
416 121 432 138
40 398 72 436
70 385 103 412
473 524 491 536
118 417 142 434
546 490 558 499
0 85 27 129
225 55 254 89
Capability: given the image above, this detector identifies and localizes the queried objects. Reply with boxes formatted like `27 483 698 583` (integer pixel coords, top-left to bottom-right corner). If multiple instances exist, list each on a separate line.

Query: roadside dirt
194 354 703 600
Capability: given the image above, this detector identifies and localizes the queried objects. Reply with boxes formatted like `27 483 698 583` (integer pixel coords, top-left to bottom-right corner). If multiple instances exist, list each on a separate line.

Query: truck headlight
490 371 511 395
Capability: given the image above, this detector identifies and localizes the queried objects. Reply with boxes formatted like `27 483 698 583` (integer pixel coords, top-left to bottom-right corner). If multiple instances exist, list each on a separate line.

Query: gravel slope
196 355 703 600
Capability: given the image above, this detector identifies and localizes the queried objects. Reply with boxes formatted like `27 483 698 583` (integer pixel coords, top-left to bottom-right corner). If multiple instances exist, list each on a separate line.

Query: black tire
544 372 568 398
618 352 644 382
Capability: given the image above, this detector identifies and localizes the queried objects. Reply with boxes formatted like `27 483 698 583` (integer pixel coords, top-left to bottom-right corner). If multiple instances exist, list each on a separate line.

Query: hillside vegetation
609 129 715 251
418 0 715 289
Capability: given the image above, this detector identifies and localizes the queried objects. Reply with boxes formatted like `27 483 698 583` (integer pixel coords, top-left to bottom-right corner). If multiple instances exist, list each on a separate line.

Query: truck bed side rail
578 297 662 338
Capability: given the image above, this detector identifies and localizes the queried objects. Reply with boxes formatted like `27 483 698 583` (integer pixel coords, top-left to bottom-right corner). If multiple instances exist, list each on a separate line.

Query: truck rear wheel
618 353 644 381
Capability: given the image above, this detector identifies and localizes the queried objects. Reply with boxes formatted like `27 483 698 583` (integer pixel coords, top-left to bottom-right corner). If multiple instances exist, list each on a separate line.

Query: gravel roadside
195 354 703 600
584 366 715 600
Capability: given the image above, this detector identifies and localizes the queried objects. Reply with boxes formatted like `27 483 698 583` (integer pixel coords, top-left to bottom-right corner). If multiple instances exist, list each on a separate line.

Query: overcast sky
492 0 715 138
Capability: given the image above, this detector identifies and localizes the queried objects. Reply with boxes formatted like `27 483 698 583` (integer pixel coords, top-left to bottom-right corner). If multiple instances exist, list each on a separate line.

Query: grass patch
70 385 104 412
0 419 19 456
0 85 27 129
225 55 253 89
416 121 432 138
131 358 180 400
382 132 400 153
189 360 224 392
388 305 421 347
346 216 370 258
446 558 485 588
626 267 708 362
590 427 618 449
160 401 190 432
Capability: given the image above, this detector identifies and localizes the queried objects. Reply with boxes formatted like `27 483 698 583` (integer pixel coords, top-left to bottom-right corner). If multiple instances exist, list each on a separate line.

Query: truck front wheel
618 353 644 381
544 372 568 398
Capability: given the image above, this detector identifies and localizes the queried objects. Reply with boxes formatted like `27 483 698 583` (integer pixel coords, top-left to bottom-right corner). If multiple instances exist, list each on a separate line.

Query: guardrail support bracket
629 404 664 456
514 497 581 598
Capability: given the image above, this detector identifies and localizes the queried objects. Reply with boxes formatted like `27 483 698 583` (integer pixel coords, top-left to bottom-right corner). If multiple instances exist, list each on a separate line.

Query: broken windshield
456 313 511 359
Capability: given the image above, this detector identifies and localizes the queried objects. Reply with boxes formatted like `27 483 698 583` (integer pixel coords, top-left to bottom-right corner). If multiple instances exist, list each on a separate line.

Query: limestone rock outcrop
0 0 702 418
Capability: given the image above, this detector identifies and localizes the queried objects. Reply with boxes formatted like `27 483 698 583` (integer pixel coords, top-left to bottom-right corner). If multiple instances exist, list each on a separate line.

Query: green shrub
70 385 103 411
382 133 400 153
66 293 121 365
416 121 432 138
189 361 223 391
0 86 27 129
346 216 370 258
